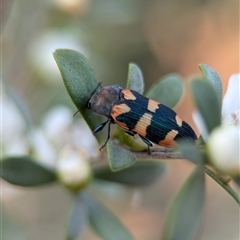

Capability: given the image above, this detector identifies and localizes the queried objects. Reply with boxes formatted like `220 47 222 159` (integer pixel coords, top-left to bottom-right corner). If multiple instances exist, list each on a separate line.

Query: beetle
85 84 197 153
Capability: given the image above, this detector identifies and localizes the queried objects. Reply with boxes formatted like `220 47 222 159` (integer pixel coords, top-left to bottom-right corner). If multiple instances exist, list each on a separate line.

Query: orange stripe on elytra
114 121 128 130
111 104 131 116
159 130 178 147
175 115 183 127
111 104 130 131
122 89 137 100
133 113 152 137
147 99 160 113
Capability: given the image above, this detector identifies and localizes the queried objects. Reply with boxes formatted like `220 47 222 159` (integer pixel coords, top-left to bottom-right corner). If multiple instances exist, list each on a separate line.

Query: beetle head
87 85 123 117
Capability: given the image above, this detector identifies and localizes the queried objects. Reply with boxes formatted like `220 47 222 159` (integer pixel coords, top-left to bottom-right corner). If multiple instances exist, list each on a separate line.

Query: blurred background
1 0 239 240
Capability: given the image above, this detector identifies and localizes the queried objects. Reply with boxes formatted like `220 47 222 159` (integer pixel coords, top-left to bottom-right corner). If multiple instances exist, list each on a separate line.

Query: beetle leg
99 119 112 151
139 135 153 155
93 119 111 133
125 131 135 137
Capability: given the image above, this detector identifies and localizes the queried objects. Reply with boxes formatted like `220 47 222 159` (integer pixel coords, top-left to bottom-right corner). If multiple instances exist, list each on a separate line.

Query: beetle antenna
73 82 103 117
73 108 83 117
89 82 103 98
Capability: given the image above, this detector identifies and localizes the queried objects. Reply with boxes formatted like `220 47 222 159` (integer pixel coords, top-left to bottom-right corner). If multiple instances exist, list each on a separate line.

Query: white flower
193 73 240 176
207 125 240 176
193 73 240 138
221 74 240 126
30 128 57 168
3 98 99 170
41 105 99 159
41 105 73 142
28 30 89 81
192 110 208 140
57 147 92 190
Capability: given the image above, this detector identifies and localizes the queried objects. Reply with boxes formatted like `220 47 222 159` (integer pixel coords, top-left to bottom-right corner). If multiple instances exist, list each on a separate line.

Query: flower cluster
194 74 240 176
2 94 98 190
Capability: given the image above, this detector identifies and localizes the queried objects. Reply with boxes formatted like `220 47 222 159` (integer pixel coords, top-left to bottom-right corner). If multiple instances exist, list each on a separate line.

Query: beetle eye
87 100 91 109
119 91 124 99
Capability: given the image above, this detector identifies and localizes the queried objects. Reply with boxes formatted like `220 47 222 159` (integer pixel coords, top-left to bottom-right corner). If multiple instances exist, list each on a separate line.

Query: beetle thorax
88 85 122 117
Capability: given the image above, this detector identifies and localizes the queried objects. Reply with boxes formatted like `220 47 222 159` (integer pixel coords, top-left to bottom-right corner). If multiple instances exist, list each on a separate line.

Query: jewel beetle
86 84 197 153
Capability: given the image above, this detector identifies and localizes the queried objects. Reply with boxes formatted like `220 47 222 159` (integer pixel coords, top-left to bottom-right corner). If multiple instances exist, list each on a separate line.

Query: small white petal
4 136 29 156
30 129 57 168
222 74 240 120
70 120 99 158
208 125 240 176
28 30 89 81
192 110 208 140
222 107 240 127
42 105 73 141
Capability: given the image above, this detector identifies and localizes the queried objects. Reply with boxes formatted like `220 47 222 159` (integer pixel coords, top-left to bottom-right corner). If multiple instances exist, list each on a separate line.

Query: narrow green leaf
199 64 222 105
107 140 136 172
161 167 205 240
146 74 184 108
87 195 134 240
179 142 205 165
190 78 221 134
53 49 104 135
126 63 144 94
0 156 56 186
94 161 165 186
113 128 147 152
53 49 98 108
67 192 88 240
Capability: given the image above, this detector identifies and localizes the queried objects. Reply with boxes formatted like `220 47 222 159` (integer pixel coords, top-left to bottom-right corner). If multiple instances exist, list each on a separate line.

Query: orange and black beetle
86 84 197 153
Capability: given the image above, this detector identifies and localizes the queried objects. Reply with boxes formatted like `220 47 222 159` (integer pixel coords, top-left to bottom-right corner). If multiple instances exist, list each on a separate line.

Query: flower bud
207 125 240 176
57 147 92 191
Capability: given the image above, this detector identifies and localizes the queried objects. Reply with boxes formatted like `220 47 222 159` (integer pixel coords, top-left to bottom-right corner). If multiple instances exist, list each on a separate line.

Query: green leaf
146 74 184 108
94 161 165 186
179 142 205 165
107 140 136 172
161 167 205 240
113 128 147 152
126 63 144 94
53 49 98 108
87 195 134 240
0 156 56 186
67 192 88 240
53 49 104 135
199 64 222 105
190 78 221 134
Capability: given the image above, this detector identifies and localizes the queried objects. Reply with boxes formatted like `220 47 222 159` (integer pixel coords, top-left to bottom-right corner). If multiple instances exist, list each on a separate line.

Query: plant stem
96 146 240 205
204 167 240 206
134 148 240 206
134 148 183 159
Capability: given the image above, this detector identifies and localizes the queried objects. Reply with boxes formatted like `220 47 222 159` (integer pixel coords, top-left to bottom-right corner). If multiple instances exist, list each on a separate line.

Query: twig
205 167 240 205
94 146 240 206
134 147 183 159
